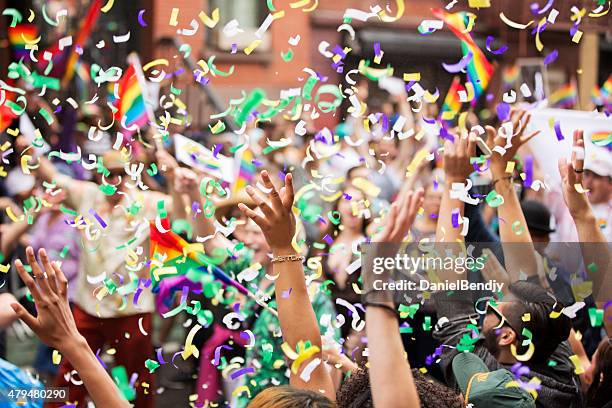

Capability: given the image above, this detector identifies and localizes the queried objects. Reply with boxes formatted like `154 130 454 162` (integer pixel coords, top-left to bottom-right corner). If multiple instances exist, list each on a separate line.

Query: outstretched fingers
14 257 42 303
237 203 267 229
261 170 284 213
25 247 52 297
38 248 58 294
281 173 295 212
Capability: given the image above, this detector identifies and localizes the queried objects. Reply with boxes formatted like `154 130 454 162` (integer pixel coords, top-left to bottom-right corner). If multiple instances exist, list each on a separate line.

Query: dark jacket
433 297 583 408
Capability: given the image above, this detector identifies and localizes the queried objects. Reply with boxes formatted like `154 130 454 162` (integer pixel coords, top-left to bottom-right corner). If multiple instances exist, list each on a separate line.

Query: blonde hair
247 386 336 408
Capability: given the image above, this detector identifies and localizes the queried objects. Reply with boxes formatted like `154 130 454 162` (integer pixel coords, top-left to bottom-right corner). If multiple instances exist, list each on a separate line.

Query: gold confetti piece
574 183 588 193
505 161 516 173
106 348 116 355
199 9 220 28
52 350 61 364
403 73 421 81
522 313 531 322
100 0 114 13
281 342 299 360
244 40 263 55
569 355 585 374
535 18 546 52
378 0 405 22
572 30 583 44
407 148 430 174
510 342 535 362
574 330 583 341
352 177 381 197
468 0 490 8
169 8 179 26
0 264 9 273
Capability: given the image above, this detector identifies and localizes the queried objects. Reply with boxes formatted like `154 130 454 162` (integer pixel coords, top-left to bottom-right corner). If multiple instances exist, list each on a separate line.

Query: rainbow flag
7 24 38 60
432 9 494 105
549 80 577 108
591 131 612 149
440 76 464 123
149 220 249 296
111 63 149 134
62 0 102 84
502 64 520 88
232 148 257 194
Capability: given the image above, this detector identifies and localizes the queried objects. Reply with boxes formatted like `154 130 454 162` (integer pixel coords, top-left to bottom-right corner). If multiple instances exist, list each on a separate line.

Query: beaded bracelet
271 254 305 263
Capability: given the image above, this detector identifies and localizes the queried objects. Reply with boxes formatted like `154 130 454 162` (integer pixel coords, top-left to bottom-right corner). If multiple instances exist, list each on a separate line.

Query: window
208 0 271 53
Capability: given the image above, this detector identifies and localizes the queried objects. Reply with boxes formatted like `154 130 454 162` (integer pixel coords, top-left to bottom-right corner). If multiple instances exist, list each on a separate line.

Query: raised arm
436 133 477 244
11 247 130 408
558 130 611 333
362 189 423 408
238 170 335 399
485 110 540 281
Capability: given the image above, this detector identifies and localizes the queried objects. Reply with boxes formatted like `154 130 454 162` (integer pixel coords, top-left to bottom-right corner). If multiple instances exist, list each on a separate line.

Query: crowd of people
0 11 610 407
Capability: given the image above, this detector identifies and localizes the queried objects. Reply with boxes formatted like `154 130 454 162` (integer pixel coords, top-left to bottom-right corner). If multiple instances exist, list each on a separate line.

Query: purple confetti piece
442 51 473 73
497 102 511 122
129 373 138 388
88 208 107 228
282 288 292 298
133 287 143 305
381 114 389 132
231 43 238 54
212 144 222 158
343 193 352 200
214 345 234 366
323 234 334 245
180 286 190 304
156 347 166 364
544 49 558 65
451 209 460 228
252 159 264 166
54 106 62 114
486 36 509 55
554 120 564 141
95 348 107 369
486 93 495 102
374 42 382 57
524 156 534 188
332 44 347 59
405 80 417 92
439 127 455 142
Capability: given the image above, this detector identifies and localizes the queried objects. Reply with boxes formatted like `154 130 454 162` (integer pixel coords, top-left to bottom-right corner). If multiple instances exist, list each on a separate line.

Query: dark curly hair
586 338 612 408
336 365 462 408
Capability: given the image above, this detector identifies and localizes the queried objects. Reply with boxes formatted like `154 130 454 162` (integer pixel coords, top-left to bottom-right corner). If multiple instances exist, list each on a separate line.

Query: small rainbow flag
150 220 250 295
502 64 520 88
432 9 494 105
549 80 577 108
440 76 465 123
233 148 257 194
591 131 612 149
62 0 102 85
7 24 38 60
111 63 149 134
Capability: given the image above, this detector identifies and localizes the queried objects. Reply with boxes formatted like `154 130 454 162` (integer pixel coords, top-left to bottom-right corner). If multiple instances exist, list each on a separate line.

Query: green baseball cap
452 352 535 408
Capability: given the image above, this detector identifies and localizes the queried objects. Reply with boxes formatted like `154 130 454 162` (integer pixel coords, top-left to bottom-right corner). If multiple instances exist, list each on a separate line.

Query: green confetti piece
398 303 419 319
399 324 413 334
170 84 182 95
99 184 117 195
547 359 558 367
111 366 136 401
587 262 598 273
521 328 533 346
588 308 604 327
230 143 245 154
147 163 158 177
0 252 4 263
263 145 282 155
422 316 432 331
235 88 265 126
59 246 69 259
38 108 54 125
266 0 276 11
103 278 117 294
157 200 167 219
281 48 294 62
302 76 319 101
145 359 161 373
171 219 193 241
485 189 505 207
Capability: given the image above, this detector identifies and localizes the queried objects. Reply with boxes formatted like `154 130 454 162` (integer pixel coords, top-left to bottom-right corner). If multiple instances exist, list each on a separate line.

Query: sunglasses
486 301 519 334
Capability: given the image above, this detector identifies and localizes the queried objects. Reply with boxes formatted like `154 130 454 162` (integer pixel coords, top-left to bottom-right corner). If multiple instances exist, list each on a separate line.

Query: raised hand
443 132 477 182
374 189 424 243
11 247 84 352
155 148 180 180
485 109 540 177
558 130 590 217
173 166 199 195
238 170 296 253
